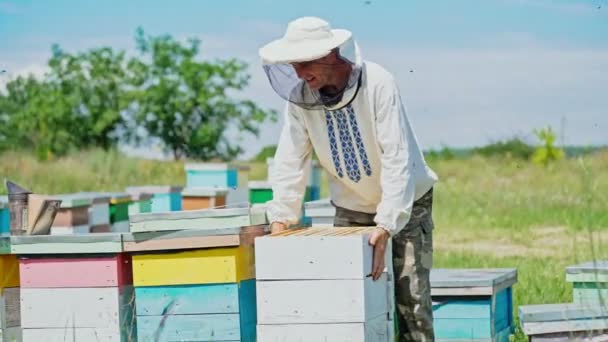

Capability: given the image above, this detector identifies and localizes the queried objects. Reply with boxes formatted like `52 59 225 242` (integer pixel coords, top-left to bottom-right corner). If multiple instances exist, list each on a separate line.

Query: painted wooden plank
573 288 608 305
434 318 491 339
239 279 257 327
0 327 21 342
91 224 112 233
111 221 130 233
431 269 517 289
182 196 226 211
122 225 267 252
0 208 9 236
135 283 240 315
522 319 608 335
22 328 121 342
182 187 229 197
10 233 123 254
255 228 376 280
135 279 256 320
1 288 20 329
566 260 608 275
0 256 19 289
50 225 90 235
0 238 10 255
21 287 127 328
436 325 512 341
52 206 89 227
257 315 390 342
129 207 267 233
528 330 608 341
132 245 255 286
519 303 608 323
19 255 132 288
110 203 129 223
125 185 183 195
566 273 608 283
304 198 336 216
256 275 389 324
432 298 491 319
136 314 241 341
90 203 110 226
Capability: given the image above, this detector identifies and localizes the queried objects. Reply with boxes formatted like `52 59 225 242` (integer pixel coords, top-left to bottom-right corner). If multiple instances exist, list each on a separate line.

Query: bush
472 137 535 160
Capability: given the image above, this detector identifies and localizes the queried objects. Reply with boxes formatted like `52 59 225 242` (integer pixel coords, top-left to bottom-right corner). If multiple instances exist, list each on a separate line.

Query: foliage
252 145 278 162
125 28 277 161
472 137 535 160
532 126 565 166
0 28 275 162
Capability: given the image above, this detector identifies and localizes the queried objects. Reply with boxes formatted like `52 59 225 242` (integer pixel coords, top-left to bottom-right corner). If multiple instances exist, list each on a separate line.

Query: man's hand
270 222 289 234
368 227 390 280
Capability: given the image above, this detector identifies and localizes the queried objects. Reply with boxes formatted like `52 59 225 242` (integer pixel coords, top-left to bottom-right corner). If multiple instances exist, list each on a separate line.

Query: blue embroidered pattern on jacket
325 111 344 178
334 109 361 182
324 104 372 182
346 105 372 176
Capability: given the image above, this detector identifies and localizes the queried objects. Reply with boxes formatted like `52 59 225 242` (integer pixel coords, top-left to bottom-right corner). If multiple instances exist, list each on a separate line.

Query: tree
48 45 128 150
532 126 565 166
0 74 79 160
126 28 276 161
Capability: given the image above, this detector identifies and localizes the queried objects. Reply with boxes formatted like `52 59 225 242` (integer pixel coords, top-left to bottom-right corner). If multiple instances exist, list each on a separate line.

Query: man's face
291 53 337 91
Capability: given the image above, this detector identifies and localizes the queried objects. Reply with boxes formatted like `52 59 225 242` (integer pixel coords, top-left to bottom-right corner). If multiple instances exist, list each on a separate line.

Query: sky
1 0 607 160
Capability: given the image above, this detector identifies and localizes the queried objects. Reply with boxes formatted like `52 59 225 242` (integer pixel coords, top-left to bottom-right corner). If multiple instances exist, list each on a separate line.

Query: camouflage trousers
333 188 435 342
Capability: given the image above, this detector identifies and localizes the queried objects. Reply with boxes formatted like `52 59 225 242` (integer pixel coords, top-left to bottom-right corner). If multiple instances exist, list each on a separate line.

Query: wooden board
0 287 20 328
0 238 9 255
0 208 10 236
122 226 266 252
566 260 608 279
129 207 267 233
51 206 89 227
125 185 183 195
20 287 133 329
11 233 123 254
22 328 122 342
257 315 390 342
304 198 336 217
110 203 129 223
19 254 132 288
573 286 608 305
90 224 112 233
136 314 249 341
185 164 238 188
89 203 110 226
255 227 376 280
182 195 226 211
132 245 255 286
528 330 608 341
256 276 389 324
111 221 130 233
182 187 229 197
0 256 19 289
135 279 256 317
430 269 517 296
50 225 90 235
519 303 608 322
0 327 21 342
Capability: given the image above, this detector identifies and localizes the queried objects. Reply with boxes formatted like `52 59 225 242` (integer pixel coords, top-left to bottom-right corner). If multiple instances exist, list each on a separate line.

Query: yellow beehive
132 245 255 286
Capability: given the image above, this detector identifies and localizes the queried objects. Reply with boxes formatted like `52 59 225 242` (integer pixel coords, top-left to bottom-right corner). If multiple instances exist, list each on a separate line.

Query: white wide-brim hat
259 16 352 64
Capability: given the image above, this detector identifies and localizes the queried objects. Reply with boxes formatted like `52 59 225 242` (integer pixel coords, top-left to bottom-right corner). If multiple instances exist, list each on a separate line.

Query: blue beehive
125 186 183 213
430 268 517 342
0 196 9 235
185 163 239 189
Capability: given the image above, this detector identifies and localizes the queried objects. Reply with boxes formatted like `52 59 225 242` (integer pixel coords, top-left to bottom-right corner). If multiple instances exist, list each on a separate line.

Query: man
259 16 439 341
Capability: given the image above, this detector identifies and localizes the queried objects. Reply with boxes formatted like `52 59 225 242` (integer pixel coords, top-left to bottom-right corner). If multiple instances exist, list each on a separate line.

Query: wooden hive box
125 185 183 213
303 198 336 227
181 187 228 210
11 233 136 342
0 251 20 342
0 197 8 236
34 194 92 235
126 192 152 216
254 227 394 342
519 303 608 341
566 260 608 305
248 181 274 204
74 192 132 233
128 206 267 234
128 209 267 341
430 268 517 342
184 163 251 205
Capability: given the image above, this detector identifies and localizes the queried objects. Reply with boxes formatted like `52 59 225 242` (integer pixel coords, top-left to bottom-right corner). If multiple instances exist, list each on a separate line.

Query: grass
1 148 608 341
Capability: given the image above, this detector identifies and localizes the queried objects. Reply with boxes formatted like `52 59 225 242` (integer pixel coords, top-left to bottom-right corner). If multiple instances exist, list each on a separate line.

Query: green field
2 148 608 341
